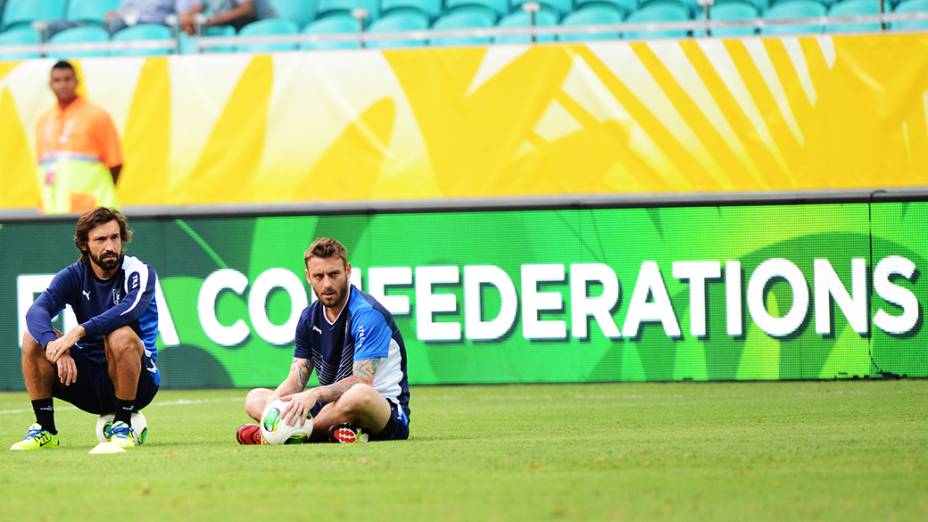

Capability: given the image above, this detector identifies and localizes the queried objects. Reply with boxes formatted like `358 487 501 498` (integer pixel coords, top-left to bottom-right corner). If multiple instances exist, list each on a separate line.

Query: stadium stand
558 4 625 41
47 25 110 57
367 9 430 47
0 0 925 53
110 23 173 56
237 18 300 52
429 7 496 45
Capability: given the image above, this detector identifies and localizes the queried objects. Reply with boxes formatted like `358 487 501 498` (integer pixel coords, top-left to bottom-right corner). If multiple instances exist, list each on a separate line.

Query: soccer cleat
108 421 136 449
10 423 59 451
236 423 265 445
328 423 368 444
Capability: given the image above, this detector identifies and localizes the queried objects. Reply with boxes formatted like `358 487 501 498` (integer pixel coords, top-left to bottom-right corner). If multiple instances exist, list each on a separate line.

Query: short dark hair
304 237 347 268
51 60 75 73
74 207 132 261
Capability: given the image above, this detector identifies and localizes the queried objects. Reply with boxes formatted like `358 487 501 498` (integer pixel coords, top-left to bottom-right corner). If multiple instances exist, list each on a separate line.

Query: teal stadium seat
301 14 361 49
0 25 39 59
559 4 625 41
66 0 122 25
317 0 381 21
179 25 237 54
111 24 174 56
714 0 769 15
709 1 759 36
761 0 826 35
366 9 430 47
382 0 443 20
48 25 110 58
576 0 638 17
237 18 300 52
2 0 68 30
509 0 575 17
892 0 928 29
445 0 510 19
267 0 317 28
624 1 691 39
827 0 881 32
494 10 560 43
429 7 497 46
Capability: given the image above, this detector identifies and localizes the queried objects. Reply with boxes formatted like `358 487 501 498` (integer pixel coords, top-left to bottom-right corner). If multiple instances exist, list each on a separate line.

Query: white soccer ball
96 412 148 445
260 399 313 445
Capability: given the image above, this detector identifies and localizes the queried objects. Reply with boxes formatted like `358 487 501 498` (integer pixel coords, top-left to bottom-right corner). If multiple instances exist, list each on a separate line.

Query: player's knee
244 388 269 419
337 384 379 418
104 326 142 356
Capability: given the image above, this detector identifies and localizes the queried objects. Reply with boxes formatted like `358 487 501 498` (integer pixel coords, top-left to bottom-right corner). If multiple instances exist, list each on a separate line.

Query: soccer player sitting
11 208 160 453
237 237 411 444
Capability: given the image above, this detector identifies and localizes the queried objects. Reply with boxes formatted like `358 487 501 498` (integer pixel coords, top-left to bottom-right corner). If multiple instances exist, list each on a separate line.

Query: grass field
1 381 926 521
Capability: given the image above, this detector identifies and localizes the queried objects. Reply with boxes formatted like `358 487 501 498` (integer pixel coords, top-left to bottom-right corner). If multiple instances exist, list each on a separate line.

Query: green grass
1 381 926 521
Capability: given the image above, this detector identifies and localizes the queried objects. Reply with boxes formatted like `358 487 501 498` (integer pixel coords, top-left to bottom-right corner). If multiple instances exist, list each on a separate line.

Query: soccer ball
96 412 148 445
260 399 313 445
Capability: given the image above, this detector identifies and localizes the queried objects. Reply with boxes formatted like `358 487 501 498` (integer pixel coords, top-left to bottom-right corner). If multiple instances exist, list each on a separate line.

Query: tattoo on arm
291 357 312 388
353 357 385 385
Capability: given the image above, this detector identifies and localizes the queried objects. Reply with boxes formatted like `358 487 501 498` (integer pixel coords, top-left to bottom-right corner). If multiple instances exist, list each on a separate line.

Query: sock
114 398 135 426
32 399 56 434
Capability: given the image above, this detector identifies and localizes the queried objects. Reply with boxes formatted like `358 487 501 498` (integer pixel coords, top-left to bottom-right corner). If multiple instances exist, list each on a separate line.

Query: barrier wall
2 199 926 389
1 33 927 209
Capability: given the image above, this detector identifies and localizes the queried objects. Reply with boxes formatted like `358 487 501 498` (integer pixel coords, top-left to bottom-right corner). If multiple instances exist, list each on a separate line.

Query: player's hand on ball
56 354 77 386
280 390 314 427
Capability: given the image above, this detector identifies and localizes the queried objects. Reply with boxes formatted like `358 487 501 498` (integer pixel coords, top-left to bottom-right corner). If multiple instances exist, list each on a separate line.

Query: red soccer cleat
236 423 265 445
328 424 368 443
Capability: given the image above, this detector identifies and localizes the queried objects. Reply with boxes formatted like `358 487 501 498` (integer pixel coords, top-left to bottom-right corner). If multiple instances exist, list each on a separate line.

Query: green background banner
1 201 925 390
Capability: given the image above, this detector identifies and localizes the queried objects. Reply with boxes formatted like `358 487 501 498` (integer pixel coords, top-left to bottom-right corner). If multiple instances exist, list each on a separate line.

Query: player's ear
345 263 351 279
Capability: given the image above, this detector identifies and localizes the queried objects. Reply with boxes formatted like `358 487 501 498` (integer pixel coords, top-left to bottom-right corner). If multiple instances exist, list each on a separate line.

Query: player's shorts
52 346 159 414
371 400 409 441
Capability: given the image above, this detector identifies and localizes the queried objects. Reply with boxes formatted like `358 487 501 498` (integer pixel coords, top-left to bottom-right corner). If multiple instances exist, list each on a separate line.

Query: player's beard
91 250 123 271
318 281 349 309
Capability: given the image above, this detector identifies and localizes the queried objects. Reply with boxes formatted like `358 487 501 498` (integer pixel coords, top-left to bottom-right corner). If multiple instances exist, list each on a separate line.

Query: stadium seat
0 25 39 59
429 7 497 45
267 0 317 28
1 0 68 30
559 4 625 41
508 0 575 17
445 0 510 19
316 0 380 22
47 25 110 58
237 18 300 52
493 10 560 43
66 0 122 25
827 0 881 32
623 1 691 39
178 25 237 54
301 14 361 49
575 0 638 17
708 1 759 36
892 0 928 30
366 9 430 47
382 0 444 20
111 24 174 56
761 0 826 34
713 0 769 14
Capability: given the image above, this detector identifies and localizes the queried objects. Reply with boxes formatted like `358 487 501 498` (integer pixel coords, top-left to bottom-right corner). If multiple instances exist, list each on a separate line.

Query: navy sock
115 398 134 426
32 399 56 434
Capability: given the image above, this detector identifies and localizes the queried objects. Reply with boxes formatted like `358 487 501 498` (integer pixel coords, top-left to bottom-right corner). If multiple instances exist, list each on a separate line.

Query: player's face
306 256 351 309
86 220 123 272
49 68 77 103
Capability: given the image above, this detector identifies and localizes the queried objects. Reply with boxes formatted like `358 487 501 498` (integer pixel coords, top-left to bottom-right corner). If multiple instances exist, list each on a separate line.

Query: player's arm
79 265 156 341
272 357 313 401
27 269 75 358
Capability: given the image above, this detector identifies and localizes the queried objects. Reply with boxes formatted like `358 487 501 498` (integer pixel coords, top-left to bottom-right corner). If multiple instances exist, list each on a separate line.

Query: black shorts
371 400 410 441
52 347 159 415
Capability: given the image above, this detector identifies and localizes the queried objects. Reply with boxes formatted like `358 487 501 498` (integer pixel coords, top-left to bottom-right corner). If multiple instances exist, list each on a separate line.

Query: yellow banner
1 33 926 209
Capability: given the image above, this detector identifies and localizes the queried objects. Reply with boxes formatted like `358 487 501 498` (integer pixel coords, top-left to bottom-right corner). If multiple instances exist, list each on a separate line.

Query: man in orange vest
36 60 123 215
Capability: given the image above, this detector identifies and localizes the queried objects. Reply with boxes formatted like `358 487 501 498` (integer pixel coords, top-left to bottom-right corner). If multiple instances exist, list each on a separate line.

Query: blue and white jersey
294 285 410 418
25 255 160 385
